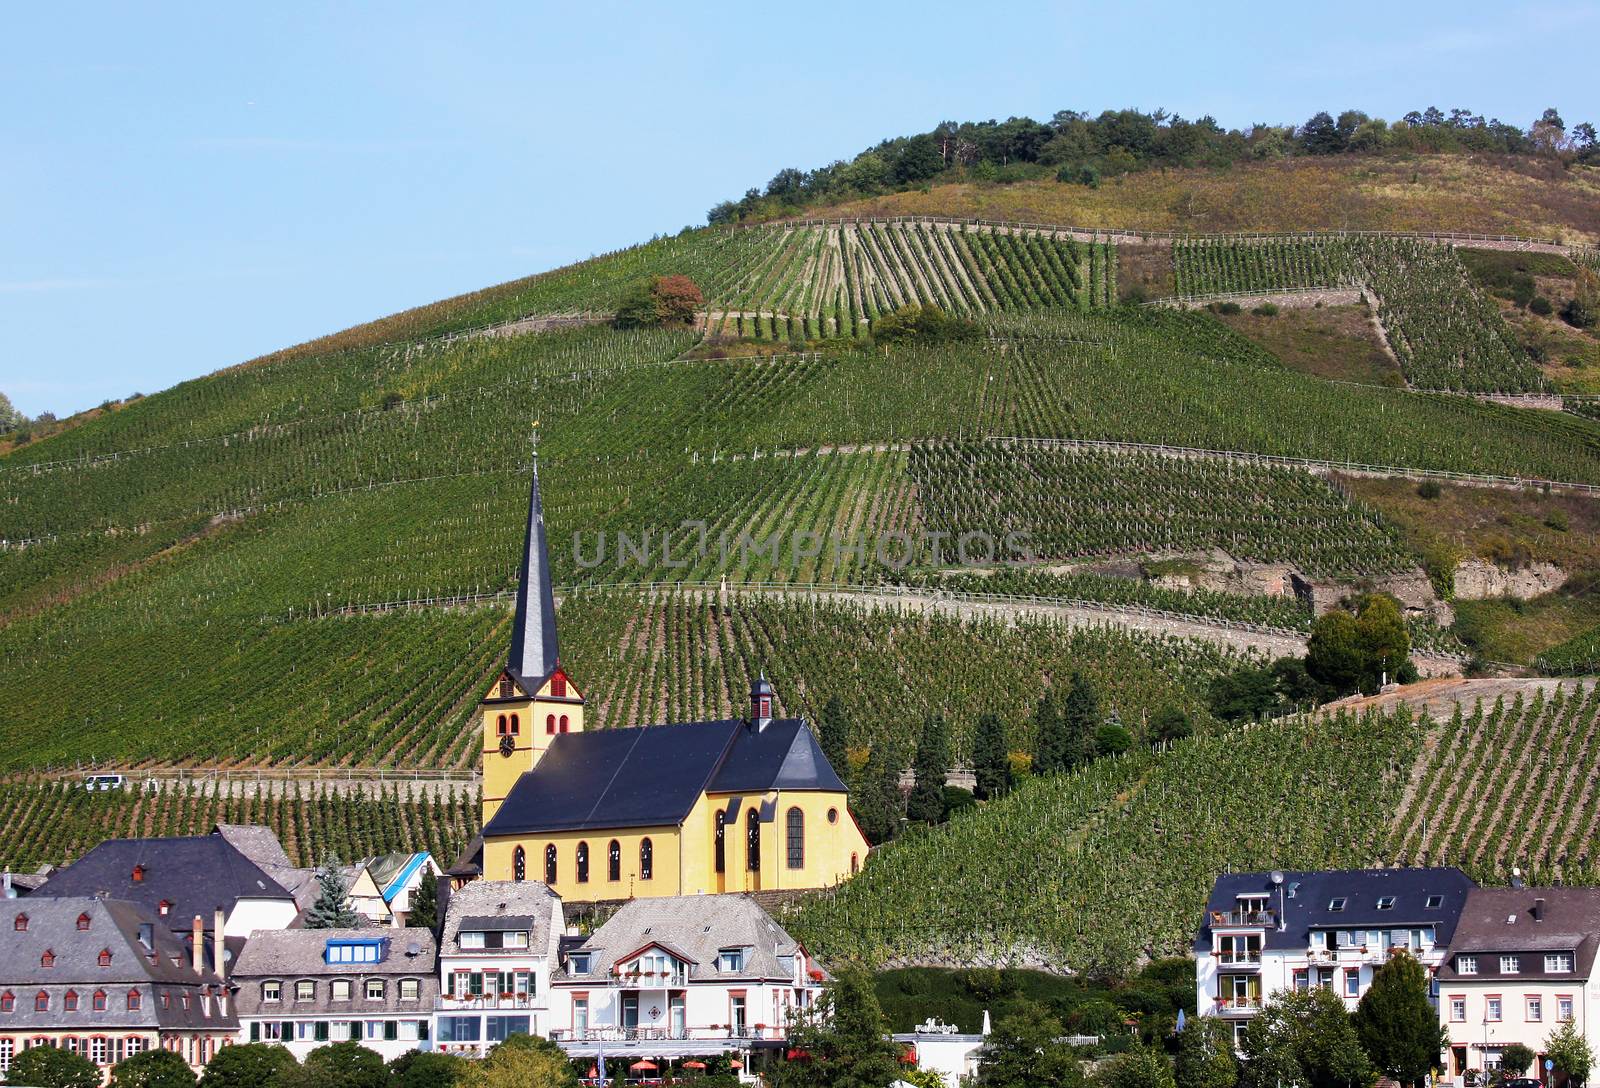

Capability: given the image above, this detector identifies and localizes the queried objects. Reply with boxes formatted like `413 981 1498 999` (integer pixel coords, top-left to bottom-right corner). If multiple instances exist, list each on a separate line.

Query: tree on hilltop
971 711 1013 799
907 713 951 823
1061 672 1102 769
614 274 703 328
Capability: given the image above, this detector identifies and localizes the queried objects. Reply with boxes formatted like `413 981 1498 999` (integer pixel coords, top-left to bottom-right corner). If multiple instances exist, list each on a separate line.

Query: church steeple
507 437 559 691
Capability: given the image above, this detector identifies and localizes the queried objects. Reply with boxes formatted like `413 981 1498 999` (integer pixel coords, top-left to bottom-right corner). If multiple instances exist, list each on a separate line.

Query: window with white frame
1486 996 1502 1021
1376 896 1395 910
90 1038 108 1065
295 981 315 1001
1527 996 1542 1022
262 981 281 1003
1344 970 1359 998
1328 897 1347 912
331 1021 353 1041
1450 996 1466 1022
1559 995 1574 1021
1457 956 1478 975
1500 956 1520 973
262 1022 283 1041
460 931 486 950
331 980 351 1001
1546 953 1574 973
718 949 745 972
0 1038 13 1074
399 979 419 1001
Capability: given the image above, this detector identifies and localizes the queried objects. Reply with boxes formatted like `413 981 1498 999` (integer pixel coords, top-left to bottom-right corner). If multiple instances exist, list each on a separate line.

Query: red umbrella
729 1060 743 1069
630 1060 658 1072
587 1066 598 1079
683 1060 707 1070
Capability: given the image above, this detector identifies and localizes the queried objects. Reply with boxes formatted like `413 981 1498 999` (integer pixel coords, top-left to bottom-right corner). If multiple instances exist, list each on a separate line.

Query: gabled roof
1437 887 1600 981
483 717 847 837
506 449 559 694
212 824 293 872
439 879 562 957
556 895 813 985
1196 867 1475 953
0 897 228 988
31 836 294 934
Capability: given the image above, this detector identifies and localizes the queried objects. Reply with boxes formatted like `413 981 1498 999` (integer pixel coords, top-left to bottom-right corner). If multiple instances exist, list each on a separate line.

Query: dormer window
325 939 383 964
1426 895 1443 909
1546 953 1574 973
1328 898 1347 913
132 865 145 882
1377 897 1395 910
0 991 13 1013
1457 955 1478 975
718 949 746 973
40 950 55 969
13 914 26 932
569 953 591 974
1500 955 1520 973
98 949 112 967
76 913 92 931
127 990 142 1011
92 991 107 1012
64 990 79 1012
35 992 48 1012
158 900 172 917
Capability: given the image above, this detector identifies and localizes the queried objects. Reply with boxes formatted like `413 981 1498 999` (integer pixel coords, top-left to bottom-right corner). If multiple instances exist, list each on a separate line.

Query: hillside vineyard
5 204 1600 975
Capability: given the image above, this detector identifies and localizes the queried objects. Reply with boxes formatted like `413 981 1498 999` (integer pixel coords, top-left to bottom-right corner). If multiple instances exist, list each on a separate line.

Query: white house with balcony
1195 868 1475 1045
1437 886 1600 1085
547 895 826 1070
433 879 565 1054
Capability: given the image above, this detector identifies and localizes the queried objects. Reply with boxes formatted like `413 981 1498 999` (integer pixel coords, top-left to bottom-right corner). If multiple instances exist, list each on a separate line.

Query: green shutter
250 1022 259 1042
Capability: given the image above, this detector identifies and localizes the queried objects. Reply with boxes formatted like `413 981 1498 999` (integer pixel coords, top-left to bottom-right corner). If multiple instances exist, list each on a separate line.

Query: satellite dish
1270 871 1285 885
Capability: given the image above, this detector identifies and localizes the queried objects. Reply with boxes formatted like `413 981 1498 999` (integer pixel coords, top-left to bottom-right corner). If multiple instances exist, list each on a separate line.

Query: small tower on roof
479 436 584 824
750 671 775 730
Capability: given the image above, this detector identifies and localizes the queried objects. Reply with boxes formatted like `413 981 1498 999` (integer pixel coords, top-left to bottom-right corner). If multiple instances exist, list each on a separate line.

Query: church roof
482 718 847 837
506 447 559 695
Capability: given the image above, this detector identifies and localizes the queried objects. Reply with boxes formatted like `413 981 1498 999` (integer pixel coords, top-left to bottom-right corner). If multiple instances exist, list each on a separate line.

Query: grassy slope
1210 304 1403 386
810 156 1600 242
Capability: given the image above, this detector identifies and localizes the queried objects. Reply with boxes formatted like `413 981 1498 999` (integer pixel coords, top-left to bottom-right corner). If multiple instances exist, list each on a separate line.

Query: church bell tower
480 442 584 824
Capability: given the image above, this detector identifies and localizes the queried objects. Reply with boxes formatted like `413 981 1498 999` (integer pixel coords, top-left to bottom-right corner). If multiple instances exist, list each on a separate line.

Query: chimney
1534 897 1546 922
191 915 204 974
213 908 226 979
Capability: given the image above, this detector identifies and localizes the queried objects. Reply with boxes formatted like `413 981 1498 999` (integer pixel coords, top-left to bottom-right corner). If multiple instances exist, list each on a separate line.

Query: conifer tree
818 695 851 774
971 712 1013 800
906 714 950 823
1031 693 1064 775
854 745 904 845
305 854 358 929
407 873 438 932
1061 671 1102 769
1353 950 1445 1087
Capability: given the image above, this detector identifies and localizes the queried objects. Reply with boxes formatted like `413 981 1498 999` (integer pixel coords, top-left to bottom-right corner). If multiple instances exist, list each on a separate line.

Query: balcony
613 970 692 988
1213 997 1262 1016
551 1025 778 1057
435 993 543 1012
1210 909 1276 927
1214 950 1262 967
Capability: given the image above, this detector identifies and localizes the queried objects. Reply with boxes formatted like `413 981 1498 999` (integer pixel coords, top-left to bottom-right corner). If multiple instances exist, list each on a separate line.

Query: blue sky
2 1 1594 418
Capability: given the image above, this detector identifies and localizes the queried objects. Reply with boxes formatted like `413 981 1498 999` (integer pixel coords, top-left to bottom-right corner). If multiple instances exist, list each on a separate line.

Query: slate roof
0 897 235 1031
213 824 293 872
1196 867 1476 953
1436 887 1600 981
439 879 563 957
232 928 438 1018
31 836 295 936
483 718 846 837
506 451 560 695
554 895 816 986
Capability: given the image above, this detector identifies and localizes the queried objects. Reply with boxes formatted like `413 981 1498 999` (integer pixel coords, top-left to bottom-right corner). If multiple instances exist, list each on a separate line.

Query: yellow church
455 452 870 903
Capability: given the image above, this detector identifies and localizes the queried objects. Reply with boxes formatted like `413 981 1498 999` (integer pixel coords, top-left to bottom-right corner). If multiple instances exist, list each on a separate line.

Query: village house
454 453 869 902
0 897 237 1079
230 928 438 1062
1195 867 1474 1044
1437 886 1600 1084
433 879 566 1053
547 894 826 1070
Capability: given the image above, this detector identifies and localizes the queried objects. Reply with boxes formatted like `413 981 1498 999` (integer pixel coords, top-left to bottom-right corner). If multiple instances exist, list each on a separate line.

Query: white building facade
434 880 565 1054
1195 868 1474 1045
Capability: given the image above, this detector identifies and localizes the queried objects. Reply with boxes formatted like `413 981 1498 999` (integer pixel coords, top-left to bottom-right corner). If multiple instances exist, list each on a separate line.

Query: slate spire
507 435 559 690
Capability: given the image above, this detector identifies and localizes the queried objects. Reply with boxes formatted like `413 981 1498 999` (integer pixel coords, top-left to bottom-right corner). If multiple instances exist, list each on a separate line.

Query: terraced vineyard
1170 238 1549 392
706 222 1115 339
911 440 1417 578
1389 683 1600 883
781 707 1417 974
0 777 478 874
1538 627 1600 675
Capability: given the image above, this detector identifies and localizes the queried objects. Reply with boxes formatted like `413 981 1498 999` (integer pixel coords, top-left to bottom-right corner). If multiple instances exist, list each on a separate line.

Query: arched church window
559 715 569 733
496 714 507 735
546 714 556 735
851 853 859 874
508 714 519 735
746 809 761 873
544 845 557 884
512 846 526 882
575 842 589 883
640 838 653 881
786 808 804 869
714 812 726 874
607 840 621 882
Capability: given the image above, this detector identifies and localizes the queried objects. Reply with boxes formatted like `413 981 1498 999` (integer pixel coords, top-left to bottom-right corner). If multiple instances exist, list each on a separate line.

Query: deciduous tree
1352 950 1445 1087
